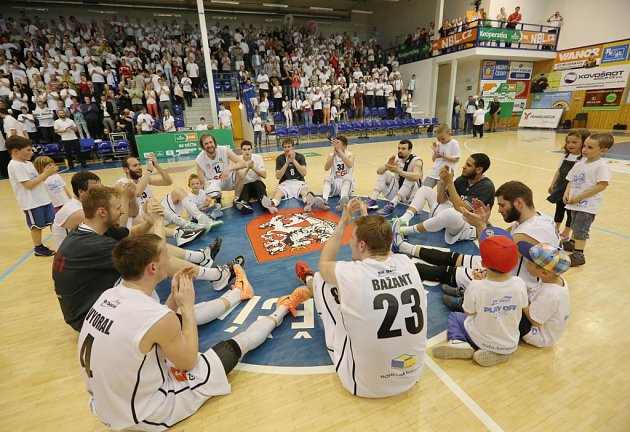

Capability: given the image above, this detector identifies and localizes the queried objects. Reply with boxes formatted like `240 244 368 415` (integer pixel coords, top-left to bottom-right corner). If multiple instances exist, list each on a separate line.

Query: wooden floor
1 129 629 431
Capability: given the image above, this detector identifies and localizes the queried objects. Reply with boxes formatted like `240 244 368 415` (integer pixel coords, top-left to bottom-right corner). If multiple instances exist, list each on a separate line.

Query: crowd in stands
0 11 423 156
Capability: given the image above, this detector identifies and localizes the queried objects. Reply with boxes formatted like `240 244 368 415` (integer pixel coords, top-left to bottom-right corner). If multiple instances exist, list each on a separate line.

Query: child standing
252 112 263 147
563 133 614 266
423 124 460 188
472 100 485 138
33 156 72 211
517 242 571 347
6 136 57 256
547 129 590 241
432 227 528 366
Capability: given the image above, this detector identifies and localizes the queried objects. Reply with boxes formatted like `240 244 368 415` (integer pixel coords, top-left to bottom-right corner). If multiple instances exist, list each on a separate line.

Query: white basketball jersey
195 146 230 182
510 212 560 289
333 254 427 398
52 197 82 249
117 177 153 211
330 150 353 180
78 284 171 430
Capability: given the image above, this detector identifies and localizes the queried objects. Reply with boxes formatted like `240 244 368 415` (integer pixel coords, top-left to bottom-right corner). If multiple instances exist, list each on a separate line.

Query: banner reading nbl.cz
431 28 477 51
477 27 556 45
136 129 234 161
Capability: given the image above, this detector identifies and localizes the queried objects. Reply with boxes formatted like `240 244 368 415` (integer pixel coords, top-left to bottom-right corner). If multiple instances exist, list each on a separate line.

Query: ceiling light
351 9 373 14
211 0 240 4
262 3 289 7
310 6 333 11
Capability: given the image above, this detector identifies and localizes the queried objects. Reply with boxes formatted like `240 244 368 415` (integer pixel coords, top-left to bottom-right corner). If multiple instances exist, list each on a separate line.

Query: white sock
232 309 287 356
181 196 202 219
305 275 313 286
390 196 401 206
401 210 414 223
400 225 414 235
194 290 242 325
196 266 223 283
399 241 416 256
185 250 205 263
323 181 332 201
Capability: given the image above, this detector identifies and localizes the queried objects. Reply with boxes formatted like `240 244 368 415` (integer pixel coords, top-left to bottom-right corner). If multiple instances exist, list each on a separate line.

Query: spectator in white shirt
18 106 37 142
137 106 155 134
162 108 176 132
53 109 86 169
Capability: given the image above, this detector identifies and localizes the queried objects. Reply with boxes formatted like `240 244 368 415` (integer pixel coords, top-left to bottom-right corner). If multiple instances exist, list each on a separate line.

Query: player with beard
392 153 494 244
366 140 423 217
195 133 251 213
118 154 222 243
393 181 559 310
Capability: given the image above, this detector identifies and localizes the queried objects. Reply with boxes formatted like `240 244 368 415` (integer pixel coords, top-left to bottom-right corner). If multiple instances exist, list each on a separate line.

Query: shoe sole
442 284 463 297
473 350 511 367
432 345 474 360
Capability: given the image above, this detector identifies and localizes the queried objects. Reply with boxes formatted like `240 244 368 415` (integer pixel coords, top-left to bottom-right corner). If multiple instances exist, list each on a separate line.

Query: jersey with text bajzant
333 254 427 398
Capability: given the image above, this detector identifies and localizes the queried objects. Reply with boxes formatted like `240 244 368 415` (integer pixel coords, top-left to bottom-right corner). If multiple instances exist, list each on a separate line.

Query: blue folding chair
172 105 184 116
96 141 114 162
80 138 95 161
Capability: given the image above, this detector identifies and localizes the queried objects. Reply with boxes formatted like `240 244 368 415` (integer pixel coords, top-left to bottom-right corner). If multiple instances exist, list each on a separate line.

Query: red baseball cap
479 227 518 273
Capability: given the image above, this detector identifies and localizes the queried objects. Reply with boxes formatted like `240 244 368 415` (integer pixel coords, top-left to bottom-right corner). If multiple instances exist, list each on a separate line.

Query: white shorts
424 202 477 244
311 272 342 363
135 350 231 431
204 173 236 197
325 176 354 197
377 173 419 203
455 254 483 290
277 179 308 200
160 194 186 225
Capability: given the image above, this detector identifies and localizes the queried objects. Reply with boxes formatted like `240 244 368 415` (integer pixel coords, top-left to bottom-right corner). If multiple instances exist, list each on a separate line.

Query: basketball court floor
1 128 628 431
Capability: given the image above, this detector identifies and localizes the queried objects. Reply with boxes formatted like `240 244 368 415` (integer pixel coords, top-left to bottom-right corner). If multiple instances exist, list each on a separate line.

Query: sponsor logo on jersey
391 354 417 369
246 209 352 263
99 299 120 309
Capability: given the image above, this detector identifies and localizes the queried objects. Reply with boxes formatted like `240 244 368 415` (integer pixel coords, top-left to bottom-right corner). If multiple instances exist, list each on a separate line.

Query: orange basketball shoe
277 287 313 317
295 261 314 285
231 264 254 300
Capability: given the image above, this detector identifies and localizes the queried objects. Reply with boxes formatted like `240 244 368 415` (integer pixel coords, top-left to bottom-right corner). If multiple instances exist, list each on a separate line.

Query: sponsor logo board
518 108 564 129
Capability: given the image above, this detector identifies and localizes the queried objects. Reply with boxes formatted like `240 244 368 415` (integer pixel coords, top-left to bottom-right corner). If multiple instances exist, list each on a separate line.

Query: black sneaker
174 227 206 247
198 237 223 267
569 253 585 267
226 255 246 281
235 200 254 215
34 245 55 257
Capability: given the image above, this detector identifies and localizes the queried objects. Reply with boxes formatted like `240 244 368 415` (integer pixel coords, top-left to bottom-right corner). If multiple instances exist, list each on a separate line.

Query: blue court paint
156 198 479 370
591 226 630 239
0 234 52 283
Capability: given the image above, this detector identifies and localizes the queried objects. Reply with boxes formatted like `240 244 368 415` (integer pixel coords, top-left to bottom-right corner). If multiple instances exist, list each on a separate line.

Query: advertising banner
136 129 234 161
507 80 531 99
601 41 630 65
518 108 564 129
481 60 509 80
546 64 630 91
554 44 603 70
508 61 533 80
477 27 556 45
481 82 516 118
530 91 573 110
431 28 477 51
397 43 431 61
583 88 625 110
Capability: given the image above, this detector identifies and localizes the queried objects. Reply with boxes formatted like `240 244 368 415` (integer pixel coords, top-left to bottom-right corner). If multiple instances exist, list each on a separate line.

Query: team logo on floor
246 209 352 263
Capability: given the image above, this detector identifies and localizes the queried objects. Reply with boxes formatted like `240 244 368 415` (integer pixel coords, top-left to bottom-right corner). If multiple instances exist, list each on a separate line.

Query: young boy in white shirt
562 133 614 266
423 124 460 188
472 100 486 138
517 242 571 347
432 227 528 366
6 136 57 256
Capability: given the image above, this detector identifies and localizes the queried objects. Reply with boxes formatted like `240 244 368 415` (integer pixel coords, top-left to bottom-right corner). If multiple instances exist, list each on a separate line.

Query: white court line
463 138 630 185
426 332 504 431
426 356 504 432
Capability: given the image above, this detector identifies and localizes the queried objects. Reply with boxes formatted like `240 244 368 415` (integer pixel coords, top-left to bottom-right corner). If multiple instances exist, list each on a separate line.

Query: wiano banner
518 109 564 129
